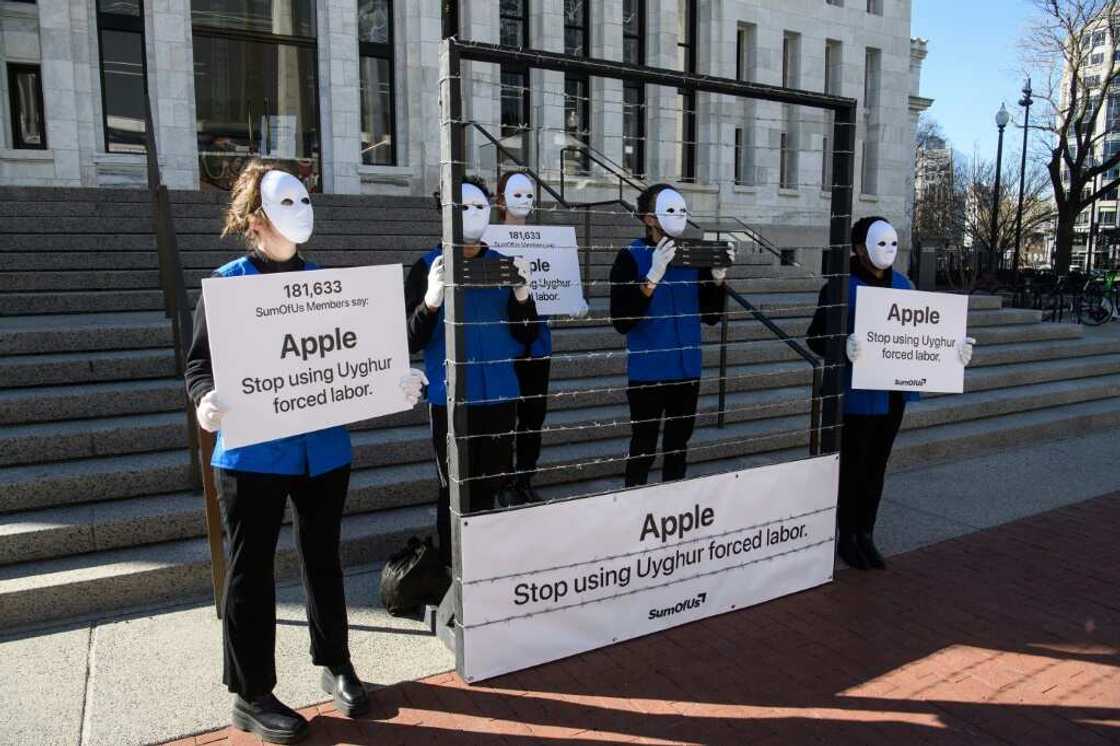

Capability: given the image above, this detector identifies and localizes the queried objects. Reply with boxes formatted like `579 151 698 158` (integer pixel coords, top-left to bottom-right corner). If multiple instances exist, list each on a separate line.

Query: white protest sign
202 264 411 449
482 224 584 315
852 286 969 394
457 455 838 682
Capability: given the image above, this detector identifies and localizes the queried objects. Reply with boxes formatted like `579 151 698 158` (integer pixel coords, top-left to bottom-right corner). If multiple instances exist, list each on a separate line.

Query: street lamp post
991 103 1010 274
1013 79 1033 281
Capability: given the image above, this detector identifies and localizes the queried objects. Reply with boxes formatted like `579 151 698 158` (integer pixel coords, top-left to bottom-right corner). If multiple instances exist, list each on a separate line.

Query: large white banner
202 265 411 449
851 286 969 394
481 225 584 315
458 455 839 682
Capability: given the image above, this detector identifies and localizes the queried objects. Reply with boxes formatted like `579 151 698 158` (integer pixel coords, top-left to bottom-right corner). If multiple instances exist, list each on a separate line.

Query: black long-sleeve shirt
404 245 539 354
608 248 725 335
184 252 305 406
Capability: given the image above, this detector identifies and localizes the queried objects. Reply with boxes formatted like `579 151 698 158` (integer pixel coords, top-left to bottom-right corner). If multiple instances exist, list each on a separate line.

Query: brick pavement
169 493 1120 745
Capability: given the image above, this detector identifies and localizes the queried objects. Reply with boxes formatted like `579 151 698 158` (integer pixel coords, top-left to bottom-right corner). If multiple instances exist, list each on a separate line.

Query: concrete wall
0 0 926 253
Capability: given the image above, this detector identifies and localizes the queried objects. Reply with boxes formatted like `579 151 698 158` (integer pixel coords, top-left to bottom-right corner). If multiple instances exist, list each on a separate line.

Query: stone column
318 0 362 193
149 0 199 188
35 0 84 185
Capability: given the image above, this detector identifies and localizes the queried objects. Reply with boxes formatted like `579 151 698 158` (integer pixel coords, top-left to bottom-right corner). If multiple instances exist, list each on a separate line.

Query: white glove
710 245 736 285
571 297 591 319
846 333 861 363
399 368 428 407
959 336 976 367
424 255 445 310
196 390 225 433
512 256 533 303
645 237 676 286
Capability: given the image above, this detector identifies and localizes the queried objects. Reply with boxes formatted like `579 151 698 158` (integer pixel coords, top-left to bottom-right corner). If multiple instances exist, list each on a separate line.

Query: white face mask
503 173 535 220
864 220 899 270
260 171 313 245
654 188 688 238
461 183 492 243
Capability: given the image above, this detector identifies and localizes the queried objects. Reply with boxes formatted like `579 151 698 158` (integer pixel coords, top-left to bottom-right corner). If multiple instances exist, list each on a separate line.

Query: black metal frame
94 0 147 153
6 63 47 150
563 0 591 174
439 35 855 677
678 0 697 182
358 0 398 166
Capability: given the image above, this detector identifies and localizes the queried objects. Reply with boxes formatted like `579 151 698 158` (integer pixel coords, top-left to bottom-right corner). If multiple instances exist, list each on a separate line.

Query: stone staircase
1 186 1119 630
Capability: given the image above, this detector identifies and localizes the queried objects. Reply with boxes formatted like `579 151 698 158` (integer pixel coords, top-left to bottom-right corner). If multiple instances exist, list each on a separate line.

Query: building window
1084 75 1102 88
822 135 832 189
7 64 46 149
678 0 697 181
1092 52 1105 66
826 0 843 5
863 47 881 110
780 132 795 189
861 47 881 194
824 39 842 94
783 32 801 88
622 0 645 176
866 0 882 14
359 0 396 166
736 23 756 82
1093 30 1106 47
1099 210 1116 226
192 0 321 190
96 0 148 153
734 127 756 186
564 0 590 173
498 0 530 166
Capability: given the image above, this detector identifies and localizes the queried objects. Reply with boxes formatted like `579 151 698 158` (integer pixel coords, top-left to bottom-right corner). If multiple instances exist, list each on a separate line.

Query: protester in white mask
184 161 427 743
491 171 589 502
609 184 731 487
806 216 975 571
405 175 540 565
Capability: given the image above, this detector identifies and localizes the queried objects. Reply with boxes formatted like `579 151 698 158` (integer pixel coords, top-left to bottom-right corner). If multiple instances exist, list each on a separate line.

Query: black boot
837 532 869 570
516 475 542 503
321 663 370 717
857 532 886 569
232 693 310 744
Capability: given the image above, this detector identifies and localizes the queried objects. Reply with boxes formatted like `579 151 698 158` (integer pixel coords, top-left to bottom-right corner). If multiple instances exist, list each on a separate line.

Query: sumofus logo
894 378 926 387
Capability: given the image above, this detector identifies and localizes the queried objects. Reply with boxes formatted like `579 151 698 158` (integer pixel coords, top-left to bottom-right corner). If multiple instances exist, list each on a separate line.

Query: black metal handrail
725 286 823 456
143 87 226 616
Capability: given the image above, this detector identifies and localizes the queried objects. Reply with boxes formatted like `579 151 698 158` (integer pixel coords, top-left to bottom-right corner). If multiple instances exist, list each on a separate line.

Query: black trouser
624 379 701 487
216 465 352 698
430 402 517 565
514 356 551 480
838 396 907 537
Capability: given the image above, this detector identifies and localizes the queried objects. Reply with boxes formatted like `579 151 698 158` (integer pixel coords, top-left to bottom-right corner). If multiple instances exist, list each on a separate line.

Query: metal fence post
439 38 468 675
822 103 855 455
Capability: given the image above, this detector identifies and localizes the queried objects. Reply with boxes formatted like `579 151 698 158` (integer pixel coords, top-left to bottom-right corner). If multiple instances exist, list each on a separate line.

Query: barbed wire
449 422 843 486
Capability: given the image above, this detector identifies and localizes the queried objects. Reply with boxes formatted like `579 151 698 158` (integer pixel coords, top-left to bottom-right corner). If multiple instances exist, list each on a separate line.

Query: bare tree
1021 0 1120 272
945 155 1056 290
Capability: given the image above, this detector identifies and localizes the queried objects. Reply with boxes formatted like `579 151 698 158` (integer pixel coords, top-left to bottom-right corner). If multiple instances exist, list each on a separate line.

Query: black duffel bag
379 537 450 616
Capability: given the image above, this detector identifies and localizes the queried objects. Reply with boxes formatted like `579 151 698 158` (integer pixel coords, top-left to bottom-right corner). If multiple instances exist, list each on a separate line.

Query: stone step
0 412 187 467
0 504 434 630
0 378 185 426
6 391 1120 629
0 312 172 355
0 289 167 315
0 348 176 388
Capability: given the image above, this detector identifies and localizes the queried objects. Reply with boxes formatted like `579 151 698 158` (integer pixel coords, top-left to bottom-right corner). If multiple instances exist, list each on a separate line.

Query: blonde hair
221 159 277 247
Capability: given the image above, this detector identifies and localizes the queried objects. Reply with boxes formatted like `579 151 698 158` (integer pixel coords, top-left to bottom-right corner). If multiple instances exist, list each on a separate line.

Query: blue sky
912 0 1038 161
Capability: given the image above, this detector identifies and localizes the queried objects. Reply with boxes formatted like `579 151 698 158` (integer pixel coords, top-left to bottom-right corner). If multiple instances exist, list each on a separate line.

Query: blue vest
528 321 552 359
844 269 922 416
624 239 704 382
209 256 353 477
420 247 524 406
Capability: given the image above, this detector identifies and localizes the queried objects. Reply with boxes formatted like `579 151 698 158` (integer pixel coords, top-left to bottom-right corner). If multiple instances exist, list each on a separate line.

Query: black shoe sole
320 669 371 718
231 708 310 745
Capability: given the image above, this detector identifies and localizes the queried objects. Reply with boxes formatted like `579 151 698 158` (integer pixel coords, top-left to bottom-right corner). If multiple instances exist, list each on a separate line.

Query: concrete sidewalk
2 427 1119 746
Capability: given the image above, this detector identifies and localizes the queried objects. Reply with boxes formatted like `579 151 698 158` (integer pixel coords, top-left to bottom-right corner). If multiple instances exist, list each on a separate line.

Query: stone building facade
0 0 928 260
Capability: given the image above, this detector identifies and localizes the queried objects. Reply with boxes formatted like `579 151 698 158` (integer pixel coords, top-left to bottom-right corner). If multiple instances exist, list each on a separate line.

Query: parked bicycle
1080 268 1119 326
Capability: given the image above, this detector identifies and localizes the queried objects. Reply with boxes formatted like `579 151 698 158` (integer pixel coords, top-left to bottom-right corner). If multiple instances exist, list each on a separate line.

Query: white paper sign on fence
202 264 411 449
481 224 584 315
458 455 839 682
851 286 969 394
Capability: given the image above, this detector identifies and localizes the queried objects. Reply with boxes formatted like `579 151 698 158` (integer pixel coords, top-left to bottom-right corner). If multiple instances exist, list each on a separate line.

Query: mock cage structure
435 35 856 677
